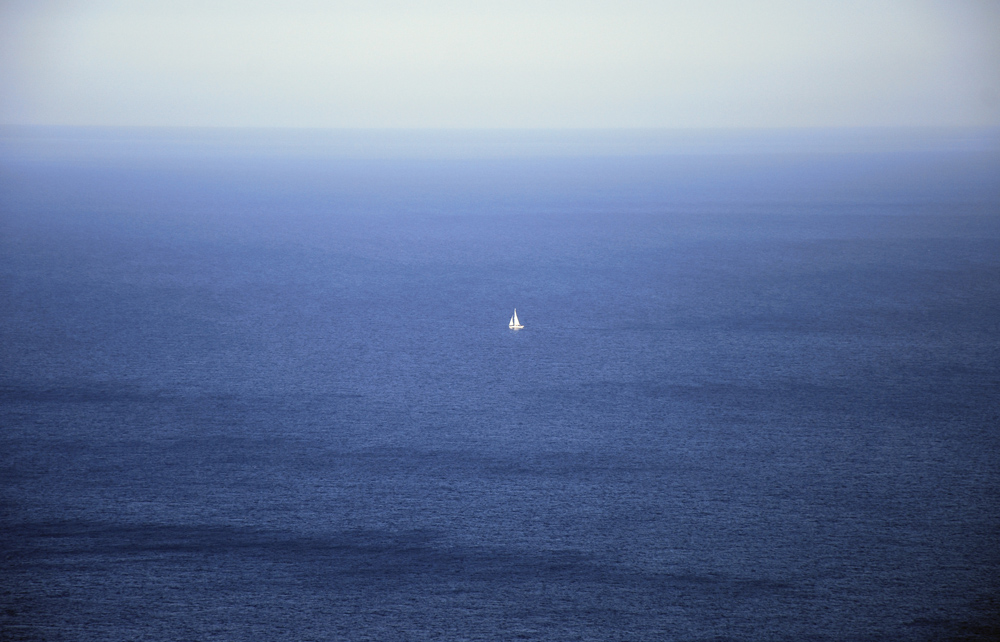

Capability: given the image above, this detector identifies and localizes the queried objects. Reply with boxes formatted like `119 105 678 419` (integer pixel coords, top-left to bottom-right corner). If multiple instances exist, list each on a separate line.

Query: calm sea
2 128 999 641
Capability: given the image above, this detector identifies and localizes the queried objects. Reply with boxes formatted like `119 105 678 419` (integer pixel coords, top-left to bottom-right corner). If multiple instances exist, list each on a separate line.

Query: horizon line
4 124 1000 132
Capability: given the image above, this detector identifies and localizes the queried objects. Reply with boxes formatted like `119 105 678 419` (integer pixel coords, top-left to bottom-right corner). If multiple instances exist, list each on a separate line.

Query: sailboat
508 308 524 330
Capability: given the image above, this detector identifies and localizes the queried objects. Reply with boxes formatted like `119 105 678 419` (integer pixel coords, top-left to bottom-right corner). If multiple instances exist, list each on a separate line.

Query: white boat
508 308 524 329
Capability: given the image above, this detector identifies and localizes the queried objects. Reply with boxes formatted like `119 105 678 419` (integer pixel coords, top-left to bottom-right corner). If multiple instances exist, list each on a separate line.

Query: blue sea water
1 128 999 641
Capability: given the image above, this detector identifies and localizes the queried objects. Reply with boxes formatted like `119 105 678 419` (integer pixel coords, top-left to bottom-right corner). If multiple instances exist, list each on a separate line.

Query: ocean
1 128 999 641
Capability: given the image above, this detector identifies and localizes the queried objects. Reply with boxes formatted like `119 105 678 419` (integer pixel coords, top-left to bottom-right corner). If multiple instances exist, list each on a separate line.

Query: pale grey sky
1 0 998 128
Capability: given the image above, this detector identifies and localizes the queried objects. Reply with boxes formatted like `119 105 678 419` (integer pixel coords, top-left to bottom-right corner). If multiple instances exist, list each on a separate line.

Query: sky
1 0 999 129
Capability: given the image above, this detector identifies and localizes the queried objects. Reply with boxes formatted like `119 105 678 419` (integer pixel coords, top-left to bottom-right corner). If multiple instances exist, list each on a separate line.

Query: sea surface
1 128 999 641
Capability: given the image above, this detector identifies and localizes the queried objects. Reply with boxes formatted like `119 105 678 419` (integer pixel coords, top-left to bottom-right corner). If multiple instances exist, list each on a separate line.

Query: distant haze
1 0 998 129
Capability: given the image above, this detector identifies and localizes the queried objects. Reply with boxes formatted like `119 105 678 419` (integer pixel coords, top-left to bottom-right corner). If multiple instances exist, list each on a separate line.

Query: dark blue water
2 129 1000 641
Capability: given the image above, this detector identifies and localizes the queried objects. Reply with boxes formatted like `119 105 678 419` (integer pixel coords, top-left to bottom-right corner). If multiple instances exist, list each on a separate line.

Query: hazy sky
1 0 998 128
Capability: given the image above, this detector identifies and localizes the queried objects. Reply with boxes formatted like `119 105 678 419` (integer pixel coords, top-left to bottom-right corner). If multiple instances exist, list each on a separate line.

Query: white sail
509 308 523 329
